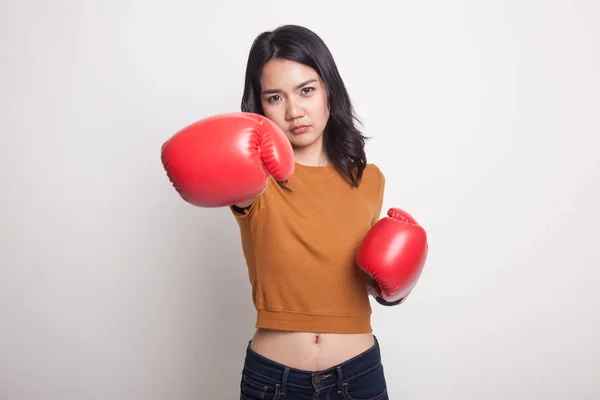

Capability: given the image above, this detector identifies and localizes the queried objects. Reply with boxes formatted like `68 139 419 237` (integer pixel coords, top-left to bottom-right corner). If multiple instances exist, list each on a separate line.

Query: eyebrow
261 79 318 95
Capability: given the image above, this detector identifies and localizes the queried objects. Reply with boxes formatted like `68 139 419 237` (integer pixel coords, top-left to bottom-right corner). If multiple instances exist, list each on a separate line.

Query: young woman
231 24 389 400
161 24 427 400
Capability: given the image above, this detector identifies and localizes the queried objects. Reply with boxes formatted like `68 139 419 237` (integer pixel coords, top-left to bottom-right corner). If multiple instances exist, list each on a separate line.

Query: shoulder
362 163 385 187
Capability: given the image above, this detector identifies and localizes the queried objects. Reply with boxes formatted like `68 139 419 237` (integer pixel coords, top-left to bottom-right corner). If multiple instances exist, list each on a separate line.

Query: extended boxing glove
161 112 294 207
356 208 428 306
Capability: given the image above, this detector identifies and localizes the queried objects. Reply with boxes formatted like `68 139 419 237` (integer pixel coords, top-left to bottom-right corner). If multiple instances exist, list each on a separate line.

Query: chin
288 133 323 149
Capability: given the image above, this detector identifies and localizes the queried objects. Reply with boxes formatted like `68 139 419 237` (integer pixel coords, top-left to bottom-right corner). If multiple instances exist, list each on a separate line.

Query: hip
241 334 388 400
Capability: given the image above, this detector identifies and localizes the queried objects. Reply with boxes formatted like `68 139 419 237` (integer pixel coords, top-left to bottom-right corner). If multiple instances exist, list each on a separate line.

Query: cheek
316 93 330 119
323 102 331 119
312 97 330 124
261 103 280 120
262 105 288 131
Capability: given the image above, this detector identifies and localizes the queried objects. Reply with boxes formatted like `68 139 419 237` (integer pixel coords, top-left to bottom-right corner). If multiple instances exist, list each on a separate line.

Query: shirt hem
256 309 373 334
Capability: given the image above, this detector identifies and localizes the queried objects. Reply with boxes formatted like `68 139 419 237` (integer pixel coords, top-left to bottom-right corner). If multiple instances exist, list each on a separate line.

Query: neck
293 139 329 167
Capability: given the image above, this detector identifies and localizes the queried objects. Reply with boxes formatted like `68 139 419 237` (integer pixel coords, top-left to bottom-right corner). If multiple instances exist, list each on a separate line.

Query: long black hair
241 24 369 187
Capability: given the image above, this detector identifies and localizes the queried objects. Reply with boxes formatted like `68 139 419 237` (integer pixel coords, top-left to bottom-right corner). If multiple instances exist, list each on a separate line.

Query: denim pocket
342 362 388 400
240 369 281 400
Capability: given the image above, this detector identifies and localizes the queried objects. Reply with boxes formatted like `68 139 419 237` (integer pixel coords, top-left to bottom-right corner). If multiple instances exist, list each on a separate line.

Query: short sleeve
371 168 385 226
228 175 274 221
229 190 265 220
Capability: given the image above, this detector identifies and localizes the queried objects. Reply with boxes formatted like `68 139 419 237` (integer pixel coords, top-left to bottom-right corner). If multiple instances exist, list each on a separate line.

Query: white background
1 0 599 399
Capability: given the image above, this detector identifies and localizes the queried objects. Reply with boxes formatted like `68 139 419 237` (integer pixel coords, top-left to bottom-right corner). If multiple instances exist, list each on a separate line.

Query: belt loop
336 366 343 393
282 366 290 394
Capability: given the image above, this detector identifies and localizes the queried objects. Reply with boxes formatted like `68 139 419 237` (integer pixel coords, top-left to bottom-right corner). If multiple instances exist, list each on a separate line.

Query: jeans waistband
243 336 382 393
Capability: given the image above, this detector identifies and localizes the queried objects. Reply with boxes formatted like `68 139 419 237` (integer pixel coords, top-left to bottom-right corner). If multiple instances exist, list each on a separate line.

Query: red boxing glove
356 208 428 306
161 112 294 207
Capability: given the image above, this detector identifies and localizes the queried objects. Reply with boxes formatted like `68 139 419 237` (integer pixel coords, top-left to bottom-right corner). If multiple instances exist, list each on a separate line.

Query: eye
267 95 281 103
301 87 315 95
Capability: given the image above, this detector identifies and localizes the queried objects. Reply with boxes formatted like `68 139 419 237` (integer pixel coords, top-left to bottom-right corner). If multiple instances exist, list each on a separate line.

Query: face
259 58 330 150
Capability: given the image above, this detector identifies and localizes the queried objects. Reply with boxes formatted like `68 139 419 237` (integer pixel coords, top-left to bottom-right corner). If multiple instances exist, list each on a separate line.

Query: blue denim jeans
240 336 389 399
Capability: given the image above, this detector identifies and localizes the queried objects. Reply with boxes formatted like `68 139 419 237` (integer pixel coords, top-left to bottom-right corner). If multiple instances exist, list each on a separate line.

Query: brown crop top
230 162 385 334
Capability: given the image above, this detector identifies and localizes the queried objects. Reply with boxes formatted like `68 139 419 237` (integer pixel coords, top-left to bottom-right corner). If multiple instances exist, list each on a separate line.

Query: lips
291 125 310 134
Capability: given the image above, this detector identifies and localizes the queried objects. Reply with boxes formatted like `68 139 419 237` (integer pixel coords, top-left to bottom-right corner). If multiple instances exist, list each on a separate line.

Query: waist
244 334 382 388
250 329 375 370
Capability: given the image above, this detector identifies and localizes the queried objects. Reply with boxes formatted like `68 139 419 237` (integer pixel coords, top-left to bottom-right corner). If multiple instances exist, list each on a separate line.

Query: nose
285 98 304 120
